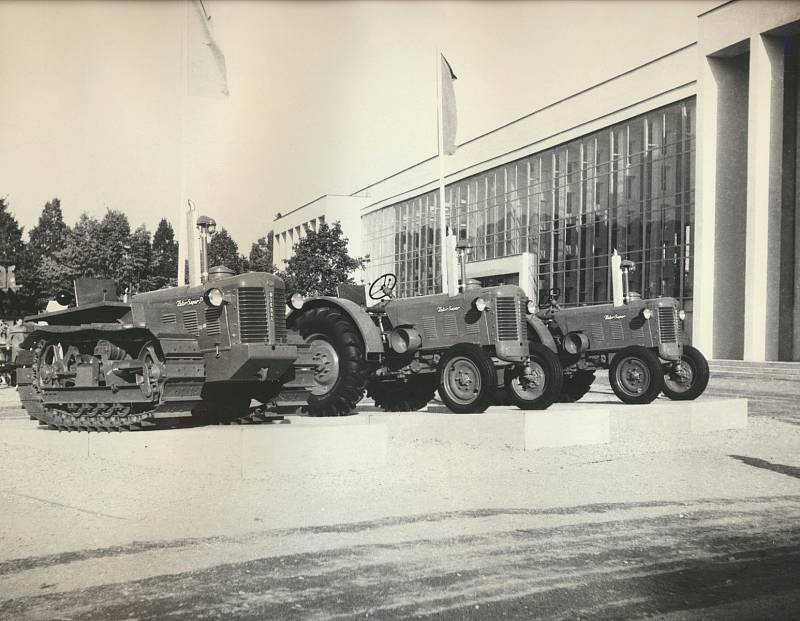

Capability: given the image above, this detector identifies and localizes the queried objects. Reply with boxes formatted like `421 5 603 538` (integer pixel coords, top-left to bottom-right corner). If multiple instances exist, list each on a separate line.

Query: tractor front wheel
295 306 370 416
662 345 710 401
559 370 596 403
367 374 437 412
437 343 496 414
504 343 563 410
608 346 664 405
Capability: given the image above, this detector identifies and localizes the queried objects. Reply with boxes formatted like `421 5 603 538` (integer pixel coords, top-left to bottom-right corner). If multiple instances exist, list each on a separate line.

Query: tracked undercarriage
14 269 352 433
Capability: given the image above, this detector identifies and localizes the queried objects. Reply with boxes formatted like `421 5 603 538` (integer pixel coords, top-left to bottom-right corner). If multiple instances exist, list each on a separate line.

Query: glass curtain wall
362 98 695 307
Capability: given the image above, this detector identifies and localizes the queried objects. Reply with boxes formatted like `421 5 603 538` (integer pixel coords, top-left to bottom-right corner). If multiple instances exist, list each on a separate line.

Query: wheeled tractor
528 259 710 405
290 272 563 415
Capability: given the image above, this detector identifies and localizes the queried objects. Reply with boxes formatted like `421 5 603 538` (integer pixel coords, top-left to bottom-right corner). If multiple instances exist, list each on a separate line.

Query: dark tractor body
15 269 366 431
530 260 709 404
291 276 563 414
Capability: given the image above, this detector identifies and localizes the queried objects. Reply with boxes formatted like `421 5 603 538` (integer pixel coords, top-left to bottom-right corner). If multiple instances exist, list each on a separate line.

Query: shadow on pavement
729 455 800 480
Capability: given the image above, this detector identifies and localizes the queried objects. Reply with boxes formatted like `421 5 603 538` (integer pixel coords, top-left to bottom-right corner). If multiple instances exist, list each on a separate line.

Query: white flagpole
436 49 450 296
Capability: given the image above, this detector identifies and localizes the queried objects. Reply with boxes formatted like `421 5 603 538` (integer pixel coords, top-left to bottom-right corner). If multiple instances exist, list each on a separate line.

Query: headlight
473 297 488 312
204 288 224 307
288 292 305 310
678 309 686 321
641 308 653 320
526 300 536 315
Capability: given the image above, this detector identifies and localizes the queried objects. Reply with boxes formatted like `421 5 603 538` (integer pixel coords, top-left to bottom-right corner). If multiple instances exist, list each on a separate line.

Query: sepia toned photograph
0 0 799 618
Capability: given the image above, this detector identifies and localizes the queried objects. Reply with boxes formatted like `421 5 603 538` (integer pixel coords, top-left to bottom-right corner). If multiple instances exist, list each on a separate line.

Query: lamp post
196 215 217 284
455 239 472 293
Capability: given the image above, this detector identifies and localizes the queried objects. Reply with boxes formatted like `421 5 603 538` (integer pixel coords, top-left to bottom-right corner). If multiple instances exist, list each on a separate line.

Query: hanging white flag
187 0 229 97
441 54 457 155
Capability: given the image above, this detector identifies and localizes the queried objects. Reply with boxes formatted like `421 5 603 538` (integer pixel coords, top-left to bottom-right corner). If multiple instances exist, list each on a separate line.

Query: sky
0 0 716 251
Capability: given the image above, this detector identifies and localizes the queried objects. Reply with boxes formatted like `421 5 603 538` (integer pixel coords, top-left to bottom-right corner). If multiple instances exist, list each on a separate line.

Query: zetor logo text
176 298 203 307
437 305 461 313
604 314 626 320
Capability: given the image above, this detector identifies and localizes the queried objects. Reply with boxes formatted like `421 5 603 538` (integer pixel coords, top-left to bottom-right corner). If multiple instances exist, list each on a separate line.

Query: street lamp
455 239 472 293
196 215 217 284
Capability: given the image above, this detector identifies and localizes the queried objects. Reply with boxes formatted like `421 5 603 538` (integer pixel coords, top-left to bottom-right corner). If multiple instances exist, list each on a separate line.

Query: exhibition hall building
273 0 800 363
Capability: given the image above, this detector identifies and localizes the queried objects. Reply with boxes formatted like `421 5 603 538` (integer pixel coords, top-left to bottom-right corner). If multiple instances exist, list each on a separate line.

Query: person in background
0 320 7 346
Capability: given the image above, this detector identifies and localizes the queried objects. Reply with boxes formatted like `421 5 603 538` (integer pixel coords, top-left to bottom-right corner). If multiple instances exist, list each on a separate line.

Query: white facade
272 194 367 270
288 0 800 362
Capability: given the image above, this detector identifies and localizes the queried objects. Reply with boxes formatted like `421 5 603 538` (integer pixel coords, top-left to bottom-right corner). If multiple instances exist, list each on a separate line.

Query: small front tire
367 374 437 412
662 345 710 401
504 343 563 410
437 343 496 414
609 346 664 404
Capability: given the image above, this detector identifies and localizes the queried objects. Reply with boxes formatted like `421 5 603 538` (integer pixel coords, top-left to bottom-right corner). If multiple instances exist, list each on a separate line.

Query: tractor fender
525 315 558 354
287 297 384 357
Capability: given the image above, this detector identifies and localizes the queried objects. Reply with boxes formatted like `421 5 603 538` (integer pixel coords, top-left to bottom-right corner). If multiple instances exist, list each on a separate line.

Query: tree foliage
151 219 179 289
0 197 264 315
278 222 365 296
246 233 275 273
0 198 27 317
207 227 243 273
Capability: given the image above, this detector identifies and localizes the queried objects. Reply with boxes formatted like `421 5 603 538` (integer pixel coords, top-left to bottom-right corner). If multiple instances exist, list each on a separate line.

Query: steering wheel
546 287 562 311
369 273 397 301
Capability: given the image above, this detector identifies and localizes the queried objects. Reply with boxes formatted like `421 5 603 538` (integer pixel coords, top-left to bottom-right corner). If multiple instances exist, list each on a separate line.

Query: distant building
272 194 366 272
289 0 800 363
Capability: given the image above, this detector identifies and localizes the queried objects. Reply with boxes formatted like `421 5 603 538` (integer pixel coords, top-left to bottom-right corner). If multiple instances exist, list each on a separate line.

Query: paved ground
0 387 799 620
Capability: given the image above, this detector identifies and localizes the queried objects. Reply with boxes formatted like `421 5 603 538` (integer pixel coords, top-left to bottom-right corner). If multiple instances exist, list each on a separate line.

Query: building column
519 252 537 302
744 34 785 361
692 54 721 357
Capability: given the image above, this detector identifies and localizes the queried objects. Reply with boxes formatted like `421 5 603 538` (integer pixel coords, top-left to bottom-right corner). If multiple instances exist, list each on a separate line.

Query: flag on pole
187 0 229 97
440 54 457 155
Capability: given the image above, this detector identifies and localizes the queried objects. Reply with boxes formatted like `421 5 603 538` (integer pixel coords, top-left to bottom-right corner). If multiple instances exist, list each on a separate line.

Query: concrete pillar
519 252 537 302
744 34 785 361
695 52 749 360
693 54 721 357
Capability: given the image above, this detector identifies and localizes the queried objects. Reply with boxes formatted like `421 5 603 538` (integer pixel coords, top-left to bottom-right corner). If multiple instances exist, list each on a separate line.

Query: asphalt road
1 390 799 620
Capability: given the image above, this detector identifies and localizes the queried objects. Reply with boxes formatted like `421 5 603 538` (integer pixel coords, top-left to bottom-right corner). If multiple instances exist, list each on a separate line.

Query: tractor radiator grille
658 307 678 343
272 288 287 342
183 310 199 335
205 307 222 337
162 312 177 325
495 297 520 341
238 287 269 344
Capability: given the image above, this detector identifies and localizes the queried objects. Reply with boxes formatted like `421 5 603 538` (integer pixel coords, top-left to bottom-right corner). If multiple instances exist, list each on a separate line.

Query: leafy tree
207 227 243 273
0 198 27 316
24 198 71 309
124 225 152 294
247 233 275 273
27 198 68 259
151 218 178 288
278 222 365 296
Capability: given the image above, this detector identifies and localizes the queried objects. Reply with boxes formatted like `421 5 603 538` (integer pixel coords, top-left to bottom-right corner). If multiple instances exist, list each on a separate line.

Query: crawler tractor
528 259 709 404
15 267 371 431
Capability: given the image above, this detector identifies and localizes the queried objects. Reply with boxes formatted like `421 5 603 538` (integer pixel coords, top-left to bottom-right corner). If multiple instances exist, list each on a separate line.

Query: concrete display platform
0 398 747 477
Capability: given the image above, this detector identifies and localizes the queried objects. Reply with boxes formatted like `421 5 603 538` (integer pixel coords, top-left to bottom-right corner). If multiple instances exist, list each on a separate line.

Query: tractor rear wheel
295 306 370 416
609 346 664 404
504 343 563 410
367 374 437 412
437 343 496 413
662 345 710 401
559 370 596 402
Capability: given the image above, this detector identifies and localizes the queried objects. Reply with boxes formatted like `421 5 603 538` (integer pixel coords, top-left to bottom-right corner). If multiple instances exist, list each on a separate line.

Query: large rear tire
559 370 596 402
295 306 370 416
367 374 437 412
437 343 496 414
609 346 664 404
662 345 710 401
504 343 563 410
